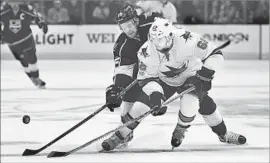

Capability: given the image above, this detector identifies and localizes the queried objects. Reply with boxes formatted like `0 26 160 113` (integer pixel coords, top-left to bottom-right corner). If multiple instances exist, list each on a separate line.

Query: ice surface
1 60 269 162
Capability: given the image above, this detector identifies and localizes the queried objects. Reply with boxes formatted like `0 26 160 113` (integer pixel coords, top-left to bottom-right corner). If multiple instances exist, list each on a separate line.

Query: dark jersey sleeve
0 2 10 19
0 2 9 40
113 33 139 88
20 4 44 25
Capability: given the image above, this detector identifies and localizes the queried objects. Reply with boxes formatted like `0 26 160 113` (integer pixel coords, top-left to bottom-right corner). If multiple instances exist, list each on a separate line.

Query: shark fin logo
180 31 192 43
140 46 150 58
161 61 189 78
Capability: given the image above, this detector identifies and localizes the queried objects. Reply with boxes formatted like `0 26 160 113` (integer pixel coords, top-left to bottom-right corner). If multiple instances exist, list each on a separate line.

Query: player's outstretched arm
0 2 10 17
23 4 48 34
34 12 48 34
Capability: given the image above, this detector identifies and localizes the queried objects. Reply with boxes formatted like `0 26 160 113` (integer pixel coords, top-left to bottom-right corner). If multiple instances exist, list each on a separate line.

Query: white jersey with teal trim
137 28 219 87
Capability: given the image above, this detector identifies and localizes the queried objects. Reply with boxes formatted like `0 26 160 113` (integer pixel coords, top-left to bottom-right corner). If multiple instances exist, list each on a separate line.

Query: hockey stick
213 40 231 54
22 79 139 156
47 86 195 157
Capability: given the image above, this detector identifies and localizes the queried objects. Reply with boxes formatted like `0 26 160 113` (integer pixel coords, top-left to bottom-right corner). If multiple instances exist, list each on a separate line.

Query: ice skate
116 131 134 149
30 77 46 89
219 131 247 145
101 131 126 151
171 123 188 148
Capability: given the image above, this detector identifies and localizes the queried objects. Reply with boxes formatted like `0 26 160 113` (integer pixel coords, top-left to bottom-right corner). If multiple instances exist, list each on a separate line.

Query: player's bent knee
129 101 150 121
24 48 37 64
180 94 199 117
120 101 134 116
177 94 199 126
27 53 37 64
199 95 216 115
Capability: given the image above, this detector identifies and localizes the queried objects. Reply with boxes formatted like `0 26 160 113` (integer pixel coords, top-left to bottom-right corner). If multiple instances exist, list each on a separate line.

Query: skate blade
37 85 46 89
116 142 129 149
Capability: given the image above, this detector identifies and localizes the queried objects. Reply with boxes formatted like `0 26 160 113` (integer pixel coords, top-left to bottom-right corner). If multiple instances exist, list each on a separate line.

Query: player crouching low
0 1 47 88
101 18 246 151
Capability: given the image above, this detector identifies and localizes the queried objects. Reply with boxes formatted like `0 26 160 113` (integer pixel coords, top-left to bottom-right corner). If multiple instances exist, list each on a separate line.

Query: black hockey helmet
116 5 138 24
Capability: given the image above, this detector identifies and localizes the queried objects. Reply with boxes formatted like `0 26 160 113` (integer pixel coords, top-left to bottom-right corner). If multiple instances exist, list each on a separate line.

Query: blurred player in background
0 0 48 88
135 0 177 23
103 7 246 151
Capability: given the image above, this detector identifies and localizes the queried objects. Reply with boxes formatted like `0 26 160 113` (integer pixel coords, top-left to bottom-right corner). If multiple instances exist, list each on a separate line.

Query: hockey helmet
116 5 138 25
149 18 175 51
116 5 139 38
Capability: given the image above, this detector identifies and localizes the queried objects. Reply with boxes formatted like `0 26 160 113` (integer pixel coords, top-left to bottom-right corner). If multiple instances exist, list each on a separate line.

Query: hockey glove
106 84 124 112
37 21 48 34
183 66 215 95
149 92 168 116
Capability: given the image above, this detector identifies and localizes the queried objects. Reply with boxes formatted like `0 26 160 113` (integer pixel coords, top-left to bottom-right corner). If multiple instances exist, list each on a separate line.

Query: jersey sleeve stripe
139 22 153 27
0 9 10 16
7 33 32 46
21 9 37 17
118 38 127 66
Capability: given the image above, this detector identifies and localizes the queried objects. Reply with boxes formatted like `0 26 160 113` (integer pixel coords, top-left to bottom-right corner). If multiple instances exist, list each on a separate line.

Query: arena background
1 1 269 162
0 0 269 60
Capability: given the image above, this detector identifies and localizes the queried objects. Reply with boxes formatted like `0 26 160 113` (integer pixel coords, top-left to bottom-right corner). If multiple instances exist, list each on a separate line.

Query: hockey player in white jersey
102 18 246 151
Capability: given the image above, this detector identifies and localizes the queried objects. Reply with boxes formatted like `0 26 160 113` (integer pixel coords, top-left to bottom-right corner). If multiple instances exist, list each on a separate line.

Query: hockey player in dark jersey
0 1 48 88
103 5 246 151
103 6 162 150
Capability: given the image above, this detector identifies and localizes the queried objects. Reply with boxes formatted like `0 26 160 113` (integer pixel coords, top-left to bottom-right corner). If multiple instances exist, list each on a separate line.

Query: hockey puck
23 115 30 124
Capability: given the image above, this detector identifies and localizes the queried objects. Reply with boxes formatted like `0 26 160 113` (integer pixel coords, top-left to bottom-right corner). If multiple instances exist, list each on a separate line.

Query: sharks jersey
137 28 223 87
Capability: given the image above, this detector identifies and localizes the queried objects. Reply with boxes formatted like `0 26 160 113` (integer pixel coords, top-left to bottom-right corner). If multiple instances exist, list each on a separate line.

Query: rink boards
0 25 269 60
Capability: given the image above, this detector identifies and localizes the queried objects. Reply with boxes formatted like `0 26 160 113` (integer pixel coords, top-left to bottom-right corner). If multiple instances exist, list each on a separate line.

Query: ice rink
1 60 269 162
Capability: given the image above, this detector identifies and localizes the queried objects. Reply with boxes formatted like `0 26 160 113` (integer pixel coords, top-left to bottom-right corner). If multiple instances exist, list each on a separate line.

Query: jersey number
197 39 208 50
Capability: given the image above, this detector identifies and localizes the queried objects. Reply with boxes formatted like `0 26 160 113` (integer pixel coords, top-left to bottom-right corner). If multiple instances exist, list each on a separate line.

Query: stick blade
22 149 40 156
47 151 68 158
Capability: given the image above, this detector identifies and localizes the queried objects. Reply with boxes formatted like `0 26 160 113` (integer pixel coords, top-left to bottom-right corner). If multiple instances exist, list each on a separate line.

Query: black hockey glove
149 92 168 116
106 84 124 112
37 21 48 34
183 66 215 96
